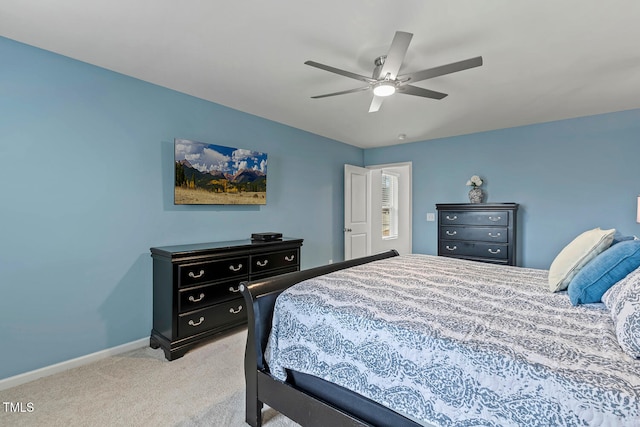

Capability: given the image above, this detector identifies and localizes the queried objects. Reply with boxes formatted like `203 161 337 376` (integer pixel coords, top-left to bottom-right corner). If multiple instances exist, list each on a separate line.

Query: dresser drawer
440 211 508 226
439 226 509 243
178 256 248 287
251 265 299 281
178 298 247 339
251 249 299 274
439 240 508 260
178 278 245 312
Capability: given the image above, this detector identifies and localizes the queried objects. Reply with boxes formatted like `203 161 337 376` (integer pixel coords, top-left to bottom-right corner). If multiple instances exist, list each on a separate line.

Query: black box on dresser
149 237 303 360
436 203 518 266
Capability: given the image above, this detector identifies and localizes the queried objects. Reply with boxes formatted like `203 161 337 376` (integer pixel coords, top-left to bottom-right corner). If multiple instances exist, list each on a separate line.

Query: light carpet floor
0 329 299 427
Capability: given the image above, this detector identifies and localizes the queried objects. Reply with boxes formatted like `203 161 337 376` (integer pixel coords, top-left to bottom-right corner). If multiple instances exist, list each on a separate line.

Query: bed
240 249 640 426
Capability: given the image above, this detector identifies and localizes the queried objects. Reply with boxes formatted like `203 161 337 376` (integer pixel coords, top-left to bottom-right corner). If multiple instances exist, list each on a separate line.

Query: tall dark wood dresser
436 203 518 266
150 237 303 360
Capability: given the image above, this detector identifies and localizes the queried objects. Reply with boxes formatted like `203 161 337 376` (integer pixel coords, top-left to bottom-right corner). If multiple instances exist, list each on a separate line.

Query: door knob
344 228 352 232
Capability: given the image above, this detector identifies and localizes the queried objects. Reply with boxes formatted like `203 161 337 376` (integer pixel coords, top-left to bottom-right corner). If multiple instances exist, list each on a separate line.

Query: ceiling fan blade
379 31 413 79
368 95 385 113
397 85 448 100
304 60 375 84
310 86 371 99
398 56 483 84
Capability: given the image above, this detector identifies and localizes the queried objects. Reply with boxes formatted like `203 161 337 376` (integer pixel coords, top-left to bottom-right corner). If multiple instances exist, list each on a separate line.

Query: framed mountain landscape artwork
174 138 267 205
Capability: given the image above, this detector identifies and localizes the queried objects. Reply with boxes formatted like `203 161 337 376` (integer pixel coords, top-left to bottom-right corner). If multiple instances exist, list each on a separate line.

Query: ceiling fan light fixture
305 31 482 112
372 82 396 97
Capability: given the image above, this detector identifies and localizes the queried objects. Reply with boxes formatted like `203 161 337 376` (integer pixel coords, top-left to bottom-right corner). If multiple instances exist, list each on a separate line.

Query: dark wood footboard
239 250 401 427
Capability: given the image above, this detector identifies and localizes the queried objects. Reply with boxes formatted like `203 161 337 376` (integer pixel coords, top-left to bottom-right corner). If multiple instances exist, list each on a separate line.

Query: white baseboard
0 338 148 391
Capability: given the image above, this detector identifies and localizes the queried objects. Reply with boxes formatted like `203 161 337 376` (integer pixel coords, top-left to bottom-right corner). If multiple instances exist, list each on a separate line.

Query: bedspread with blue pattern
265 254 640 426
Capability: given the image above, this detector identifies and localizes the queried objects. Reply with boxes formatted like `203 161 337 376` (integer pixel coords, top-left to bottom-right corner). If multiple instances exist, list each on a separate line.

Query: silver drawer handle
229 305 243 314
188 269 205 279
228 264 243 272
256 260 268 267
284 255 295 262
488 216 502 222
188 293 205 302
445 230 457 236
228 285 241 293
488 232 501 238
188 317 204 327
445 215 458 221
488 248 501 254
445 245 457 251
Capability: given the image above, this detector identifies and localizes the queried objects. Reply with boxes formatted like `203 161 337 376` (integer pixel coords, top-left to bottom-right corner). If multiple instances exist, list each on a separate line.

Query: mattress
265 254 640 426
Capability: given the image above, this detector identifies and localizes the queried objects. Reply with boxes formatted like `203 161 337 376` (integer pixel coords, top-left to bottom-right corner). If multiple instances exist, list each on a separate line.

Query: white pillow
601 266 640 358
548 228 615 292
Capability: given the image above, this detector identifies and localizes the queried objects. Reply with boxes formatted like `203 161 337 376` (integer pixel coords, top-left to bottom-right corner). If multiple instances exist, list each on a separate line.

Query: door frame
367 162 412 256
344 162 412 260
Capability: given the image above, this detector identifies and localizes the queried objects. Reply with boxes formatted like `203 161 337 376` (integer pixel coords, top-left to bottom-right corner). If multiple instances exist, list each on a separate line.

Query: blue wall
365 110 640 269
0 37 362 379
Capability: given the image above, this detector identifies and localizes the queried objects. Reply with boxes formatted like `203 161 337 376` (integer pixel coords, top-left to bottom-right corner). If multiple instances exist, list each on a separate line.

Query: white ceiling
2 1 640 148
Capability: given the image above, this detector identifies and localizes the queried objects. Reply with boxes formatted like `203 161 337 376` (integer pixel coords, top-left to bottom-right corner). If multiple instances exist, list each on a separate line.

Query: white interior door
344 164 371 260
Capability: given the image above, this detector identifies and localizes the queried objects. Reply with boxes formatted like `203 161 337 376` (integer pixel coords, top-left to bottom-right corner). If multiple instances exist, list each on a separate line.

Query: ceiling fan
305 31 483 113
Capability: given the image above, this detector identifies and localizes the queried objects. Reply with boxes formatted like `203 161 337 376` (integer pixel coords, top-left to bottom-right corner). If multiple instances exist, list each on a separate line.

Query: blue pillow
568 240 640 305
612 231 636 245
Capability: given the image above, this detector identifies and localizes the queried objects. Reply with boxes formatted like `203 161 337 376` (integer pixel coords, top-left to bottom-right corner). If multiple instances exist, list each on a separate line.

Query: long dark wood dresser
150 237 303 360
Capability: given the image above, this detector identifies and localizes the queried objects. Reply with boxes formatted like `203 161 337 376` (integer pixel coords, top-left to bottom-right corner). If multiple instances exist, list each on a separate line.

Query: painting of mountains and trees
174 139 267 205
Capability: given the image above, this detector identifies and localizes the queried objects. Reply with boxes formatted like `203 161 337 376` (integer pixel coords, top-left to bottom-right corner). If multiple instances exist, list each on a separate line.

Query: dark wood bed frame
240 249 426 427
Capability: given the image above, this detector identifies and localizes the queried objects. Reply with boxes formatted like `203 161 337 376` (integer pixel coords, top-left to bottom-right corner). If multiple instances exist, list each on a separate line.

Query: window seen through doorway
381 172 398 239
